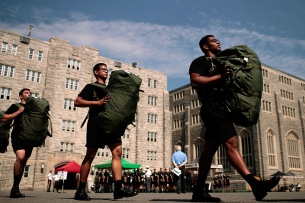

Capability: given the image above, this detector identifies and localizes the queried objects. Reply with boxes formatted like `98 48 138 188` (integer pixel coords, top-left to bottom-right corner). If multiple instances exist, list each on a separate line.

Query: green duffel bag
0 103 20 153
213 44 263 127
19 97 51 147
91 70 142 137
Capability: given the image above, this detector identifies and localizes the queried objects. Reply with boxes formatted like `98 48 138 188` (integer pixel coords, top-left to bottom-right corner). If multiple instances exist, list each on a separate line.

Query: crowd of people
212 173 231 191
93 167 196 193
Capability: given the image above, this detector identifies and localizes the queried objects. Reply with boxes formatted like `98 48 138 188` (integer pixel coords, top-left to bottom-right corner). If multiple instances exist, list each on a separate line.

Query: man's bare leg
74 147 97 200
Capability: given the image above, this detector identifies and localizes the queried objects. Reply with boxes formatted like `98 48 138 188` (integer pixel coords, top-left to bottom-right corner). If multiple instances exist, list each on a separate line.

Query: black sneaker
252 176 280 201
113 188 138 200
10 186 25 198
192 191 221 202
74 189 91 201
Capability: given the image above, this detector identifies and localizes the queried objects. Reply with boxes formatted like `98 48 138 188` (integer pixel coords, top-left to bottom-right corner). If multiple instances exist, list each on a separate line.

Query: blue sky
0 0 304 91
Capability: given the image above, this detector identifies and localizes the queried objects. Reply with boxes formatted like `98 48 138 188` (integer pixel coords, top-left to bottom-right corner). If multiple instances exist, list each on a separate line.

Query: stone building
0 29 171 191
169 64 305 190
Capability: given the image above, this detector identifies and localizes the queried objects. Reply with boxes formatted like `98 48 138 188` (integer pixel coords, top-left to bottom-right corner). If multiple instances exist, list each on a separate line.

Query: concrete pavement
0 190 304 203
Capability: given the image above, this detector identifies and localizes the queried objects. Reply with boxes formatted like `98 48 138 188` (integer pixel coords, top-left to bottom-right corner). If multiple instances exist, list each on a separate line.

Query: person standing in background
172 145 187 194
145 166 152 192
47 170 53 192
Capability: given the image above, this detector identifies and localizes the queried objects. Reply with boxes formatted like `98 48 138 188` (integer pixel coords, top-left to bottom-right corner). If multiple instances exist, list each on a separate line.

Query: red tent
55 160 81 173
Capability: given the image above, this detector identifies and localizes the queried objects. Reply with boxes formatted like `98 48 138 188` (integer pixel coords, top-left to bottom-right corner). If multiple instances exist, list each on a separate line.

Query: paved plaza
0 190 304 203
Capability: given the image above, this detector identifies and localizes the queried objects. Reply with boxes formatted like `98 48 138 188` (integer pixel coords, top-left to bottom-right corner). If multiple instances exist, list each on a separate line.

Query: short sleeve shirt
189 56 221 103
78 82 108 117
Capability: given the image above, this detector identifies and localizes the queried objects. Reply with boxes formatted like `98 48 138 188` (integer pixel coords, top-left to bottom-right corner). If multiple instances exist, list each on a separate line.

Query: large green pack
0 103 20 153
19 97 51 147
212 44 263 127
92 70 142 136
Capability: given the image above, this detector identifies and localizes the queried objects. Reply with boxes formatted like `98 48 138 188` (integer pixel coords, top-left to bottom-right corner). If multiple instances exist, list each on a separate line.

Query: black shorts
200 102 237 140
11 133 33 157
86 117 122 148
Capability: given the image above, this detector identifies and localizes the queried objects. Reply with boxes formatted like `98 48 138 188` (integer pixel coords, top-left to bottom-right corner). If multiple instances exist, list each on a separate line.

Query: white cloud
0 10 304 80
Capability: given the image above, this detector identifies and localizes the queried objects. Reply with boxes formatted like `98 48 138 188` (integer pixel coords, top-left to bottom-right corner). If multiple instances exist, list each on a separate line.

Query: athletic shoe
113 188 138 200
192 190 221 202
74 189 91 201
10 186 25 198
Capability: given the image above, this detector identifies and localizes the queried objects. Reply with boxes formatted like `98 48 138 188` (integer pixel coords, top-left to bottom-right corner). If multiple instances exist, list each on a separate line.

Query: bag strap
80 83 107 128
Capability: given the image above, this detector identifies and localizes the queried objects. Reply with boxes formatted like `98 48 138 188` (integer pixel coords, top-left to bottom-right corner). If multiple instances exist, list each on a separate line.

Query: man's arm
190 67 231 88
172 154 178 168
2 106 24 122
74 95 109 107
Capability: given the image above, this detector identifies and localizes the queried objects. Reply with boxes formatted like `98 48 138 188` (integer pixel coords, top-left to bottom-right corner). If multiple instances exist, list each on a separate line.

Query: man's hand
17 106 24 113
96 94 109 106
220 66 231 79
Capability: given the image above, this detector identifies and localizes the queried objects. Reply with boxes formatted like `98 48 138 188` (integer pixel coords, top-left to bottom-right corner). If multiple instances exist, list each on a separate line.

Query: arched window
193 138 204 159
217 144 229 170
266 129 276 167
239 130 253 169
286 131 301 169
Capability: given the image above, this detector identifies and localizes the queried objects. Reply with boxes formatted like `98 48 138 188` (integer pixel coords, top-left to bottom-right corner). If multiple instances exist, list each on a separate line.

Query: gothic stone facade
0 29 171 191
169 64 305 190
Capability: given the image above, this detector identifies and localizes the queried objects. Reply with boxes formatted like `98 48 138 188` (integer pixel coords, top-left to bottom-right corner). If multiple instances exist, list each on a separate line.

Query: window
301 83 305 91
262 100 272 112
25 70 41 83
147 132 157 142
286 132 301 169
60 142 64 151
267 130 276 167
191 114 201 125
31 92 39 98
0 64 14 78
11 44 18 55
63 99 76 110
262 69 268 78
173 118 184 129
148 78 151 87
173 103 185 113
217 144 229 170
282 106 296 118
0 87 12 100
193 139 204 159
122 129 130 139
147 151 157 161
65 78 79 90
240 131 253 169
148 113 157 123
67 59 81 70
1 42 8 53
191 99 201 108
62 120 76 132
24 165 30 178
173 91 184 100
148 96 157 106
122 148 130 159
279 75 292 86
59 142 74 152
280 89 293 100
38 51 43 61
191 88 197 95
28 49 34 59
153 80 157 88
263 84 270 93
